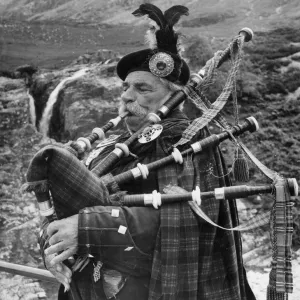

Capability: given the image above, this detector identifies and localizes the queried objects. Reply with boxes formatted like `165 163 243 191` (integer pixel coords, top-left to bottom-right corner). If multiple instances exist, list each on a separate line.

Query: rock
291 51 300 61
0 276 47 300
0 171 12 185
0 77 24 92
14 64 38 76
72 49 121 65
0 154 9 165
30 62 125 141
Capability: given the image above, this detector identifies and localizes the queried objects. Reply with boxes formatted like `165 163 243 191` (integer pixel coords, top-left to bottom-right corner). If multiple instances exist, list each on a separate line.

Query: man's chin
125 116 145 132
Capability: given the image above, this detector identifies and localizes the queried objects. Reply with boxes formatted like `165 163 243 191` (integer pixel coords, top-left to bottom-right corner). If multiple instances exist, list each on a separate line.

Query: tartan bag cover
24 145 111 219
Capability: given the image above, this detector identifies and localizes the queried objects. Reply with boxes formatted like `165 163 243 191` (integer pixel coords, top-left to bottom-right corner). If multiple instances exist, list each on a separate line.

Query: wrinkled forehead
124 71 166 87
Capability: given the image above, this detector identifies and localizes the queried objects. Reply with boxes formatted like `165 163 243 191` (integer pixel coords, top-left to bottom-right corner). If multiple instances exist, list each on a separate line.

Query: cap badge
149 52 174 78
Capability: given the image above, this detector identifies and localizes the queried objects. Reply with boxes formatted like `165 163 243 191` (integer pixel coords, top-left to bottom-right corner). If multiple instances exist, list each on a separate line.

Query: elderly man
39 3 256 300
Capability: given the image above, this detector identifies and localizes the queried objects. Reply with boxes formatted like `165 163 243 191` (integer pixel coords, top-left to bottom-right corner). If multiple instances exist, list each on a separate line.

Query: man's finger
56 264 62 272
48 232 63 246
45 242 64 256
48 266 71 290
56 264 72 281
50 248 76 266
61 263 73 278
47 220 61 236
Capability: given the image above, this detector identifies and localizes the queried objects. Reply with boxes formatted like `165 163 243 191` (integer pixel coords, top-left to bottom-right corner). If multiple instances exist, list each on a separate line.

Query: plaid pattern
148 126 254 300
239 142 293 298
148 143 199 300
26 145 111 219
268 180 293 295
183 85 231 130
174 36 244 147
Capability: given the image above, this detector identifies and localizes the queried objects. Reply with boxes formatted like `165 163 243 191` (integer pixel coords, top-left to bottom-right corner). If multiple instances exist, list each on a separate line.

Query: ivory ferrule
77 137 91 151
158 106 169 116
214 187 225 200
190 73 204 85
147 113 161 123
144 194 153 206
76 140 87 150
38 201 55 217
113 148 124 158
92 128 105 140
131 167 142 179
191 142 202 153
171 148 183 164
247 116 259 132
110 116 122 127
38 200 52 210
238 27 254 42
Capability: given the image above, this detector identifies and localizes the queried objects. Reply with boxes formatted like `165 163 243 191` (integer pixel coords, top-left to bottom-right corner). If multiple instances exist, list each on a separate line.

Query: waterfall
27 90 36 127
39 68 87 137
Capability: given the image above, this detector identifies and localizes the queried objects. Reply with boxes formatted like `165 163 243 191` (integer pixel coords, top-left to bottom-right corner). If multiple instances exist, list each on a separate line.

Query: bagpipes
23 27 254 220
22 27 298 300
24 115 259 219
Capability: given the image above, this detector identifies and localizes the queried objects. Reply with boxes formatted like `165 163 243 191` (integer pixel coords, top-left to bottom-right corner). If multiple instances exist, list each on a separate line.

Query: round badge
138 124 163 143
149 52 174 78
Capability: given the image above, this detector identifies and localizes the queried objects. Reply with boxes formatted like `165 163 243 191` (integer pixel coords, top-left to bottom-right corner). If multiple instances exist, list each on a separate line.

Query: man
39 3 256 300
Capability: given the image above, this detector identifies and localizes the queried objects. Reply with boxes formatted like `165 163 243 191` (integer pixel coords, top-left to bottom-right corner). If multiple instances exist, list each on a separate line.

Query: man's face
119 71 172 132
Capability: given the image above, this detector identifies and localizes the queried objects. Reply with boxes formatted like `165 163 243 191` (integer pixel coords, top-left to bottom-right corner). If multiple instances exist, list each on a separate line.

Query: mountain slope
0 0 299 30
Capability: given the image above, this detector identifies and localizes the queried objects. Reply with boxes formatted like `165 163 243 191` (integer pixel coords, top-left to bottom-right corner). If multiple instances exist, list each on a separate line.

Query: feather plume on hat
116 3 190 85
132 4 189 56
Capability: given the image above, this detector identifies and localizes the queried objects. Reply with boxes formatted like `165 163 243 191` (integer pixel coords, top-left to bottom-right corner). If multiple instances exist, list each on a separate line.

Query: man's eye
138 87 150 92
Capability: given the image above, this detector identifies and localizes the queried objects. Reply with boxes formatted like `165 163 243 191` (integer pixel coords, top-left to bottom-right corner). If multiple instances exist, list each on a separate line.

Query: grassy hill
0 0 299 28
0 0 299 71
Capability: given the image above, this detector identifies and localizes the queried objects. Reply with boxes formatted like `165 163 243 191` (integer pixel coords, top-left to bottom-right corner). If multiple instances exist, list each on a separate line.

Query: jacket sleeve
77 205 160 274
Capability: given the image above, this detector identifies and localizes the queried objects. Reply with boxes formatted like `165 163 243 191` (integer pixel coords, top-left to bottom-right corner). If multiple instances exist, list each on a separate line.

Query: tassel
233 147 249 182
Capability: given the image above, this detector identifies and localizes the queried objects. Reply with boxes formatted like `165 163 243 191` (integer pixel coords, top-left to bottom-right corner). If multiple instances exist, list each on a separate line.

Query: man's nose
121 87 136 103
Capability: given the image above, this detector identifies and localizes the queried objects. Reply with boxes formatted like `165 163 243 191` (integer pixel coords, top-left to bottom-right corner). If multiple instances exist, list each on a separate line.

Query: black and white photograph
0 1 299 299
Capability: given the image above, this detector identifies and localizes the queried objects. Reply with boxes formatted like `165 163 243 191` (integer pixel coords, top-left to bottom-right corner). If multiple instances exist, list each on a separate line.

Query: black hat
117 4 190 85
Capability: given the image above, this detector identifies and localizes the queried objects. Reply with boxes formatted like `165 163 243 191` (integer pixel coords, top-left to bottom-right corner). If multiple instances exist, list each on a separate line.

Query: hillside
0 0 299 30
1 0 300 71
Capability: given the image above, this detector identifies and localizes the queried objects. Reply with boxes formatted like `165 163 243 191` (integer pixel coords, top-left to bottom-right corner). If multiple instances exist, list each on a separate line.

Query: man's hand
45 253 72 292
45 214 79 266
